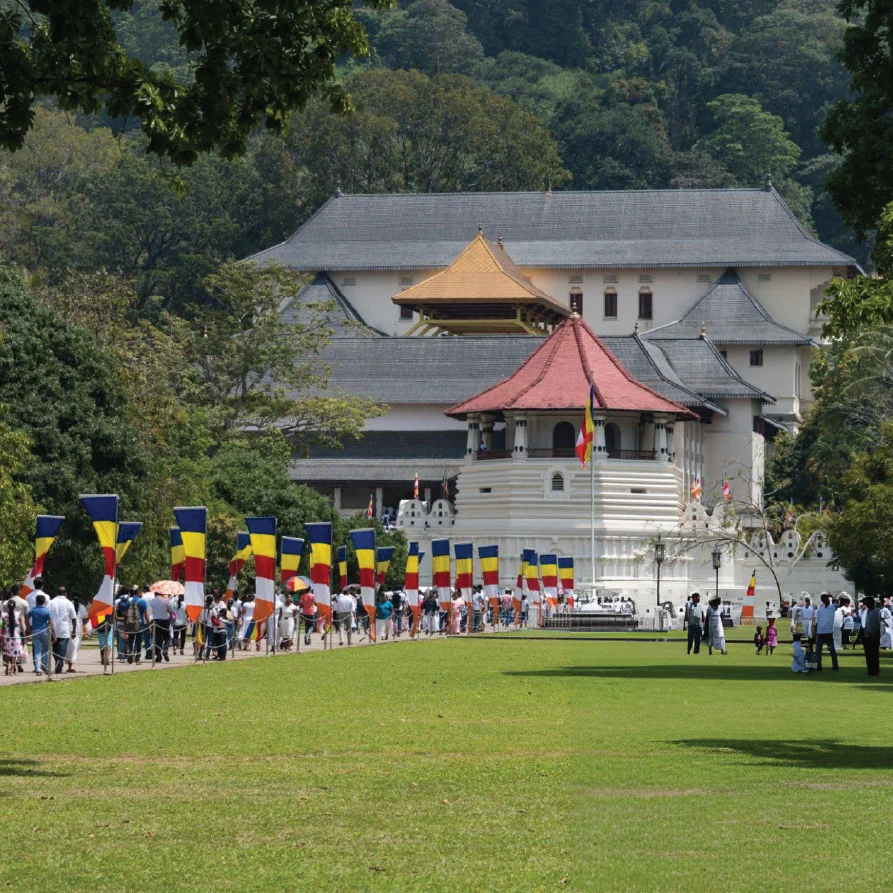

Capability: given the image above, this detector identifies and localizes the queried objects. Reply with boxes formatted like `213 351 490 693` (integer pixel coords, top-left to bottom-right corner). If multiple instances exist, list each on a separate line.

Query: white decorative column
423 487 432 506
593 412 607 461
666 421 675 464
480 413 494 452
375 488 384 518
513 414 528 460
333 487 342 510
654 414 669 461
466 414 480 460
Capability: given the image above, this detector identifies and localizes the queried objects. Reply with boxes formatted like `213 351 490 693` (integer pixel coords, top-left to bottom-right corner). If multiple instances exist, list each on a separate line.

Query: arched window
603 288 617 319
638 288 653 320
551 472 565 492
569 288 583 315
605 422 621 456
553 421 576 451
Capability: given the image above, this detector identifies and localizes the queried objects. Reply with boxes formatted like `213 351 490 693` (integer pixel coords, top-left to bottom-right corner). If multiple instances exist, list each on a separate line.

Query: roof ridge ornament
700 322 707 338
477 223 483 234
765 172 773 191
498 233 504 247
633 320 639 334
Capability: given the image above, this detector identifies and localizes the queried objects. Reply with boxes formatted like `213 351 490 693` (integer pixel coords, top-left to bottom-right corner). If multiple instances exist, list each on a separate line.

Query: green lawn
1 638 891 892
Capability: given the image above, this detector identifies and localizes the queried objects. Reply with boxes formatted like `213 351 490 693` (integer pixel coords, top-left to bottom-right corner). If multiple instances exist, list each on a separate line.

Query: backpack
115 597 130 623
125 598 141 632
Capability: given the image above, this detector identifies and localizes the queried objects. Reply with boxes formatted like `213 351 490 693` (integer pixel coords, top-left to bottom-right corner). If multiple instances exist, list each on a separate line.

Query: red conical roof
447 316 694 417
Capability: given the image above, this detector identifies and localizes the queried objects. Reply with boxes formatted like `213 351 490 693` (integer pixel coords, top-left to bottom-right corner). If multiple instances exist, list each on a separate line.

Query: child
791 632 809 673
753 626 765 655
766 617 778 655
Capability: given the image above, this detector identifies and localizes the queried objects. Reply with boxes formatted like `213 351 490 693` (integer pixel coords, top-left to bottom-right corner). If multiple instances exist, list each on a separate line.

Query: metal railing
474 448 657 461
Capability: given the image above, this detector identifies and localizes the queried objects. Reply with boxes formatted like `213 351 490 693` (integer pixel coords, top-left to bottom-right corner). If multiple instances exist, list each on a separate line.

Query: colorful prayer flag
478 545 499 608
376 546 395 586
80 495 119 620
365 494 374 519
454 543 473 600
441 473 450 499
306 522 333 624
413 473 419 500
721 476 732 501
540 552 558 608
558 557 575 608
173 506 207 622
225 532 253 598
280 536 304 586
691 472 702 503
246 516 277 623
432 537 452 610
349 528 376 641
21 514 65 597
741 570 757 623
337 545 348 591
575 378 596 467
170 527 185 581
115 522 143 566
405 541 421 634
784 501 794 528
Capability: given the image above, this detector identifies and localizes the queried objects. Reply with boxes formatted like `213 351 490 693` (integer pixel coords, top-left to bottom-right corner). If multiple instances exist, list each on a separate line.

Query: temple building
257 188 856 607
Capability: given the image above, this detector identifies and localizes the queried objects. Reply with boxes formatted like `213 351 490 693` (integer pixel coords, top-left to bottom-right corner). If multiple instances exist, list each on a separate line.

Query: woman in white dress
65 593 88 672
705 596 727 655
278 594 298 651
239 595 255 649
880 598 893 650
833 595 850 653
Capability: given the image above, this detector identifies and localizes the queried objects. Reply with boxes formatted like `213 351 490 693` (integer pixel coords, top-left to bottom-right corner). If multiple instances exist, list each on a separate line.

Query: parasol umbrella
285 575 311 593
150 580 185 596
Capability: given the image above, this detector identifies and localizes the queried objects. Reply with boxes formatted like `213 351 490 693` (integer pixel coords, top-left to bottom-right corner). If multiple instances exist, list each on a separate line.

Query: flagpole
589 450 596 587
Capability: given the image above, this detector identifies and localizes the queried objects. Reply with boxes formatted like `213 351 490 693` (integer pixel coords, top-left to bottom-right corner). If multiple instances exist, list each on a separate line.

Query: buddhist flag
691 472 702 503
350 528 376 641
365 494 374 519
512 556 523 622
115 522 143 566
413 473 419 500
22 514 65 597
307 522 333 624
81 495 119 620
225 532 253 598
575 378 596 467
721 474 732 501
559 557 575 608
455 543 473 600
741 570 756 623
376 546 395 586
540 553 559 608
432 538 452 610
170 527 185 581
246 516 277 623
337 545 348 591
405 541 421 634
479 544 499 604
784 501 794 529
280 536 304 586
173 506 207 622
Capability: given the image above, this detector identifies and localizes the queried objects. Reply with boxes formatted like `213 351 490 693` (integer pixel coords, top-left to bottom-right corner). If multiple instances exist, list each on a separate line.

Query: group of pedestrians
682 592 728 655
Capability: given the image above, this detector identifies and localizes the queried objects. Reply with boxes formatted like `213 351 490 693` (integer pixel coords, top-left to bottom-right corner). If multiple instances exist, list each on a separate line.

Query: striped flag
691 472 702 503
173 507 207 622
721 477 732 500
170 527 185 581
80 495 118 620
280 536 304 586
413 473 419 500
575 378 596 467
540 553 558 608
22 515 65 597
432 538 452 610
225 532 253 598
404 541 421 635
524 549 541 624
741 570 757 623
376 546 395 586
337 545 348 591
784 501 794 528
115 522 143 566
455 543 473 601
478 545 499 619
246 516 277 624
559 557 575 608
349 528 376 641
365 494 374 519
306 522 333 626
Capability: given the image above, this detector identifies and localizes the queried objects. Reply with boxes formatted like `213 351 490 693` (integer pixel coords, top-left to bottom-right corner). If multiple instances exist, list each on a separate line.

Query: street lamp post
654 535 665 628
712 547 722 602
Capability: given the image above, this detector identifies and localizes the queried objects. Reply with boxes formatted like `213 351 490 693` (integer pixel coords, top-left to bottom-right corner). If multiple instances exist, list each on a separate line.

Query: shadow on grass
0 758 69 778
671 738 893 770
505 663 893 684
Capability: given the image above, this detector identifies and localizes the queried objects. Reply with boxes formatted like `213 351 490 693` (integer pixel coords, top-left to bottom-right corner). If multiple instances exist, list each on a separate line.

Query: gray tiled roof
646 336 773 402
252 189 857 271
645 269 814 345
279 273 386 336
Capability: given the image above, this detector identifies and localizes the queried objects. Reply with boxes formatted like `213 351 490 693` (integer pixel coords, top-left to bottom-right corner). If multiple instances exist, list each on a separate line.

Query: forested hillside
0 0 864 316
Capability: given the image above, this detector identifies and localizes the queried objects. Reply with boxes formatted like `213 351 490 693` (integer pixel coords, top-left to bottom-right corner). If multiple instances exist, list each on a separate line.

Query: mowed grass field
1 638 892 892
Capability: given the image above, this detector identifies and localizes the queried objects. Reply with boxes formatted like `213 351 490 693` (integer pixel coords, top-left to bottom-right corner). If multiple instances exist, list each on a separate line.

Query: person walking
94 607 113 674
450 589 464 635
9 584 30 673
48 587 77 674
29 594 51 676
122 588 147 663
172 594 188 655
684 592 703 655
765 617 778 655
861 596 882 676
334 589 356 646
880 598 893 650
148 589 172 662
391 589 405 638
279 593 298 651
799 595 816 647
814 592 839 672
705 596 727 655
472 586 486 633
64 591 87 673
299 589 316 647
2 597 26 675
375 589 393 642
238 594 255 649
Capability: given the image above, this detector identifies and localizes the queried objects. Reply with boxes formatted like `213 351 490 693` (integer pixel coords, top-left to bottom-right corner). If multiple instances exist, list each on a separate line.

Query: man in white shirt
471 587 487 633
48 586 77 674
334 590 357 646
684 593 703 655
814 592 839 671
26 576 46 611
798 595 816 643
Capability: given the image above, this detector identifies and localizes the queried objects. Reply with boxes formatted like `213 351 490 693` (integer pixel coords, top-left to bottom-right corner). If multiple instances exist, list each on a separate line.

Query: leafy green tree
0 0 394 164
375 0 485 74
0 405 39 585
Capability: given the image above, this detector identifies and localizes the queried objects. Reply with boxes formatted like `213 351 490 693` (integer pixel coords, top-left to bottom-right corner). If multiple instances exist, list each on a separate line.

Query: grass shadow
0 758 69 778
671 738 893 770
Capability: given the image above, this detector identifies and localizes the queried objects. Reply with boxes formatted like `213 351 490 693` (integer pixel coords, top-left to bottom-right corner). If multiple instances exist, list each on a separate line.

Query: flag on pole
413 473 419 500
741 570 757 623
280 536 304 587
559 557 575 608
349 528 376 641
21 514 65 597
432 538 452 610
376 547 395 586
721 475 732 501
404 541 421 634
455 543 473 601
365 494 374 519
306 522 333 627
540 553 558 608
784 500 794 528
81 495 119 620
337 545 348 591
173 507 207 622
517 552 528 590
691 472 702 503
478 545 499 616
441 473 450 499
524 549 541 624
225 532 253 598
246 516 277 623
575 378 596 467
115 522 143 566
170 527 185 581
